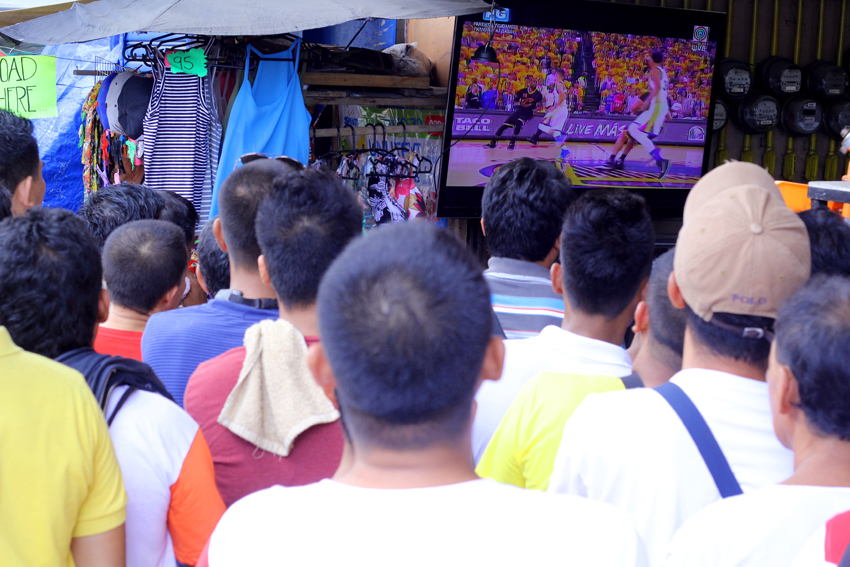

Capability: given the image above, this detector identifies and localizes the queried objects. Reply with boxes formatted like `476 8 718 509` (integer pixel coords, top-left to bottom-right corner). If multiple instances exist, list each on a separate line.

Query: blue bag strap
655 382 743 499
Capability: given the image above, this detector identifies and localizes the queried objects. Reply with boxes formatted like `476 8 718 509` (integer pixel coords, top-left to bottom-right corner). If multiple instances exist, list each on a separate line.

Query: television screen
437 2 725 218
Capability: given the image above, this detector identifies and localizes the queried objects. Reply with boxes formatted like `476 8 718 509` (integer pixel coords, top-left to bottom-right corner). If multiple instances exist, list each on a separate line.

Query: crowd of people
2 99 850 567
594 33 713 119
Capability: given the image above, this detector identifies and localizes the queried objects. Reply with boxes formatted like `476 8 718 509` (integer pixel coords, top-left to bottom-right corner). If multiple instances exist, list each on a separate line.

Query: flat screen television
437 1 726 219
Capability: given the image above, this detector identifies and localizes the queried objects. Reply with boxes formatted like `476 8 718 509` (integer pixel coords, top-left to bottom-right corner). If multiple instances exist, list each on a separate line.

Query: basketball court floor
445 140 705 189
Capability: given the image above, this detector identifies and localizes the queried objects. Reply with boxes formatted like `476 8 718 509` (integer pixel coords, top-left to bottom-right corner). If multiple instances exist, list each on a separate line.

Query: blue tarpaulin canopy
1 0 486 45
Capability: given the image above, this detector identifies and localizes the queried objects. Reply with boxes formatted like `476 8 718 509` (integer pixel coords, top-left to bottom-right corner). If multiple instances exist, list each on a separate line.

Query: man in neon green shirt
477 246 686 490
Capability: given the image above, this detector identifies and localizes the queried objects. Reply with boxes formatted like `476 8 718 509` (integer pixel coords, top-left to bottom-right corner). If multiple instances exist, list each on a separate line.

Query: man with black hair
143 160 297 407
156 189 199 248
0 208 225 567
196 217 230 299
484 76 543 151
665 276 850 566
198 222 646 567
0 110 45 215
185 168 357 506
548 162 811 565
95 220 188 361
477 188 656 487
0 184 11 222
472 158 582 461
77 182 162 250
799 207 850 277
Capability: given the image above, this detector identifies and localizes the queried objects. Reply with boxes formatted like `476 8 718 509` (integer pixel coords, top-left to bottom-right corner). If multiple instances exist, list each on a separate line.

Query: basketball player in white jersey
528 68 572 163
626 51 671 178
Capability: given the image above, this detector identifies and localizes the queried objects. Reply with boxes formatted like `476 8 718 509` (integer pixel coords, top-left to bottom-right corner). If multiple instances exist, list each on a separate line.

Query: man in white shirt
473 188 656 463
664 276 850 567
199 222 647 567
548 161 812 565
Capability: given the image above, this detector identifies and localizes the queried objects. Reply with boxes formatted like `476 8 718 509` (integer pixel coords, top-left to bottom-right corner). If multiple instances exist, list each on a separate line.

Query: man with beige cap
547 161 811 565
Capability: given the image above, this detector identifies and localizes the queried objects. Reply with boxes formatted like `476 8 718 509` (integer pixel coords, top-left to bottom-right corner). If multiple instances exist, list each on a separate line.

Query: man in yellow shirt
0 325 127 567
477 245 686 490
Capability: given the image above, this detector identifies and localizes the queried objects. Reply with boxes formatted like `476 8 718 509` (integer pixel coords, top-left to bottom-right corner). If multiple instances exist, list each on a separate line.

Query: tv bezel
436 1 727 219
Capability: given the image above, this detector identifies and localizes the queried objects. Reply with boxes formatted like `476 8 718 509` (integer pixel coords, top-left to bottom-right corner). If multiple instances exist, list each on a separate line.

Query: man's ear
157 283 183 313
774 358 800 417
212 217 228 253
257 254 272 287
308 343 338 405
633 300 649 334
97 287 110 324
550 262 564 296
479 217 486 237
668 271 686 309
196 265 209 296
11 176 34 215
477 336 506 389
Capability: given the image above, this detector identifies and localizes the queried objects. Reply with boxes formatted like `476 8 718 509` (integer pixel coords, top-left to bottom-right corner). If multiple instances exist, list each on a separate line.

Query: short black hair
648 248 686 357
687 307 773 369
481 158 579 262
651 51 664 63
103 220 188 314
156 190 199 248
218 160 301 269
256 168 362 309
0 110 38 192
775 275 850 441
77 183 162 250
0 184 11 222
197 216 230 298
317 222 493 449
0 208 101 359
798 208 850 277
560 189 655 318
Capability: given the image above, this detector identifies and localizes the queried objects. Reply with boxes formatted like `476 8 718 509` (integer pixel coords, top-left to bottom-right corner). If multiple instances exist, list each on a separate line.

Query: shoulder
110 385 198 437
185 347 246 411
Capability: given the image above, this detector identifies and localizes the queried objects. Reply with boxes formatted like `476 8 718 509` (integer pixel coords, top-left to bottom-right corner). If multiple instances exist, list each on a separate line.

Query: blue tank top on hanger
211 39 310 217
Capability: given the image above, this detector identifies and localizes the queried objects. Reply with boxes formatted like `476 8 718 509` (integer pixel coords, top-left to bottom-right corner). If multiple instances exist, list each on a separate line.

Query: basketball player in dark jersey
484 76 543 151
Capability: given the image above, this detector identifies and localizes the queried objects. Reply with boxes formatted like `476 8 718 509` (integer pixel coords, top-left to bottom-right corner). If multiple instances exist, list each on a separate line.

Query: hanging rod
311 123 443 138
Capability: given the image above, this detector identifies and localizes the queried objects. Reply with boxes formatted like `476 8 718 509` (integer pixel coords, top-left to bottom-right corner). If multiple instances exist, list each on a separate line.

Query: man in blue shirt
142 159 299 406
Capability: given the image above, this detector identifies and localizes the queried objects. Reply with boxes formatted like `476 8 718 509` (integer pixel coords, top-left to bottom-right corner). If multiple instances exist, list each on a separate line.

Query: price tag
166 48 208 78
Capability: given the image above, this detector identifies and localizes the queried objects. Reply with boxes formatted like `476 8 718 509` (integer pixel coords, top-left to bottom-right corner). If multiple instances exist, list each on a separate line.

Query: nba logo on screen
693 26 709 41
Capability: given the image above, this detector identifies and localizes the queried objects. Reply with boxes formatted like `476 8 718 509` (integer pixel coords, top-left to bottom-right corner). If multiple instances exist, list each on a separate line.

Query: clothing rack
311 124 441 139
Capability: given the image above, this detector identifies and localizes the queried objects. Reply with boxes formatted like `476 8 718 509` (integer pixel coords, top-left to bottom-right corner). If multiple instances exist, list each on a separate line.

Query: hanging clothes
200 45 224 227
210 40 311 217
143 45 212 214
367 160 408 225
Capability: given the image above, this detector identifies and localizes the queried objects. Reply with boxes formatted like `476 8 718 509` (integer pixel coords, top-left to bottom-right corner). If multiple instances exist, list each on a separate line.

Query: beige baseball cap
675 183 810 324
683 161 784 223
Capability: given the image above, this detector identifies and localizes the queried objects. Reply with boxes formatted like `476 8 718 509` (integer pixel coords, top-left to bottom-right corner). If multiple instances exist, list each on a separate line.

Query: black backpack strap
620 372 644 389
107 387 137 427
655 382 743 499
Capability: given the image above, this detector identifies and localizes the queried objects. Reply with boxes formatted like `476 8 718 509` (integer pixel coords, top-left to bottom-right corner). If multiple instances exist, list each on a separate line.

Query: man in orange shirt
95 220 188 360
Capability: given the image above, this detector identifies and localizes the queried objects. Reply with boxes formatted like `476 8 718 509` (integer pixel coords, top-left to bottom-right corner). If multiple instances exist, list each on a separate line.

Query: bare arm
71 524 125 567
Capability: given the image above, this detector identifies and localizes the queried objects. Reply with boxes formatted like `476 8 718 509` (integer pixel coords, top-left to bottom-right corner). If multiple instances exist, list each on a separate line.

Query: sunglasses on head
235 153 306 171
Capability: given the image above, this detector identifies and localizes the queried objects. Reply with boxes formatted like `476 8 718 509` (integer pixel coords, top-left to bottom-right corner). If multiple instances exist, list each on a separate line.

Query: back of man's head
0 185 11 223
0 208 101 358
647 248 687 357
197 216 230 298
77 183 162 249
560 189 655 319
218 160 301 269
0 110 39 196
676 181 810 371
256 168 362 309
317 222 493 449
774 275 850 441
482 158 578 262
798 208 850 277
156 190 199 249
103 220 188 315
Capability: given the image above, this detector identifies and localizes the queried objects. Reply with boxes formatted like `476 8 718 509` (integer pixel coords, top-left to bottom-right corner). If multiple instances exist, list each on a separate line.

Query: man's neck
229 265 276 300
631 335 681 388
278 303 320 338
783 431 850 488
101 305 149 333
333 442 478 489
681 328 766 381
560 308 631 347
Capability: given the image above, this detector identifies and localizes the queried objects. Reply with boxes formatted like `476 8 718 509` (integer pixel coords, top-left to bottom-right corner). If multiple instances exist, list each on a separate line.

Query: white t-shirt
472 326 632 463
205 478 648 567
548 368 794 565
665 485 850 567
791 509 850 567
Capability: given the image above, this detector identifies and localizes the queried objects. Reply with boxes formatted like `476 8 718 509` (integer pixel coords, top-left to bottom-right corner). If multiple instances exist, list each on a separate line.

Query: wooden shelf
301 72 430 89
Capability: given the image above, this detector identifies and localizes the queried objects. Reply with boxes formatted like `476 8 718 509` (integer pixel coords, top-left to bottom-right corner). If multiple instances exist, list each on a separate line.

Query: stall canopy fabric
1 0 488 45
